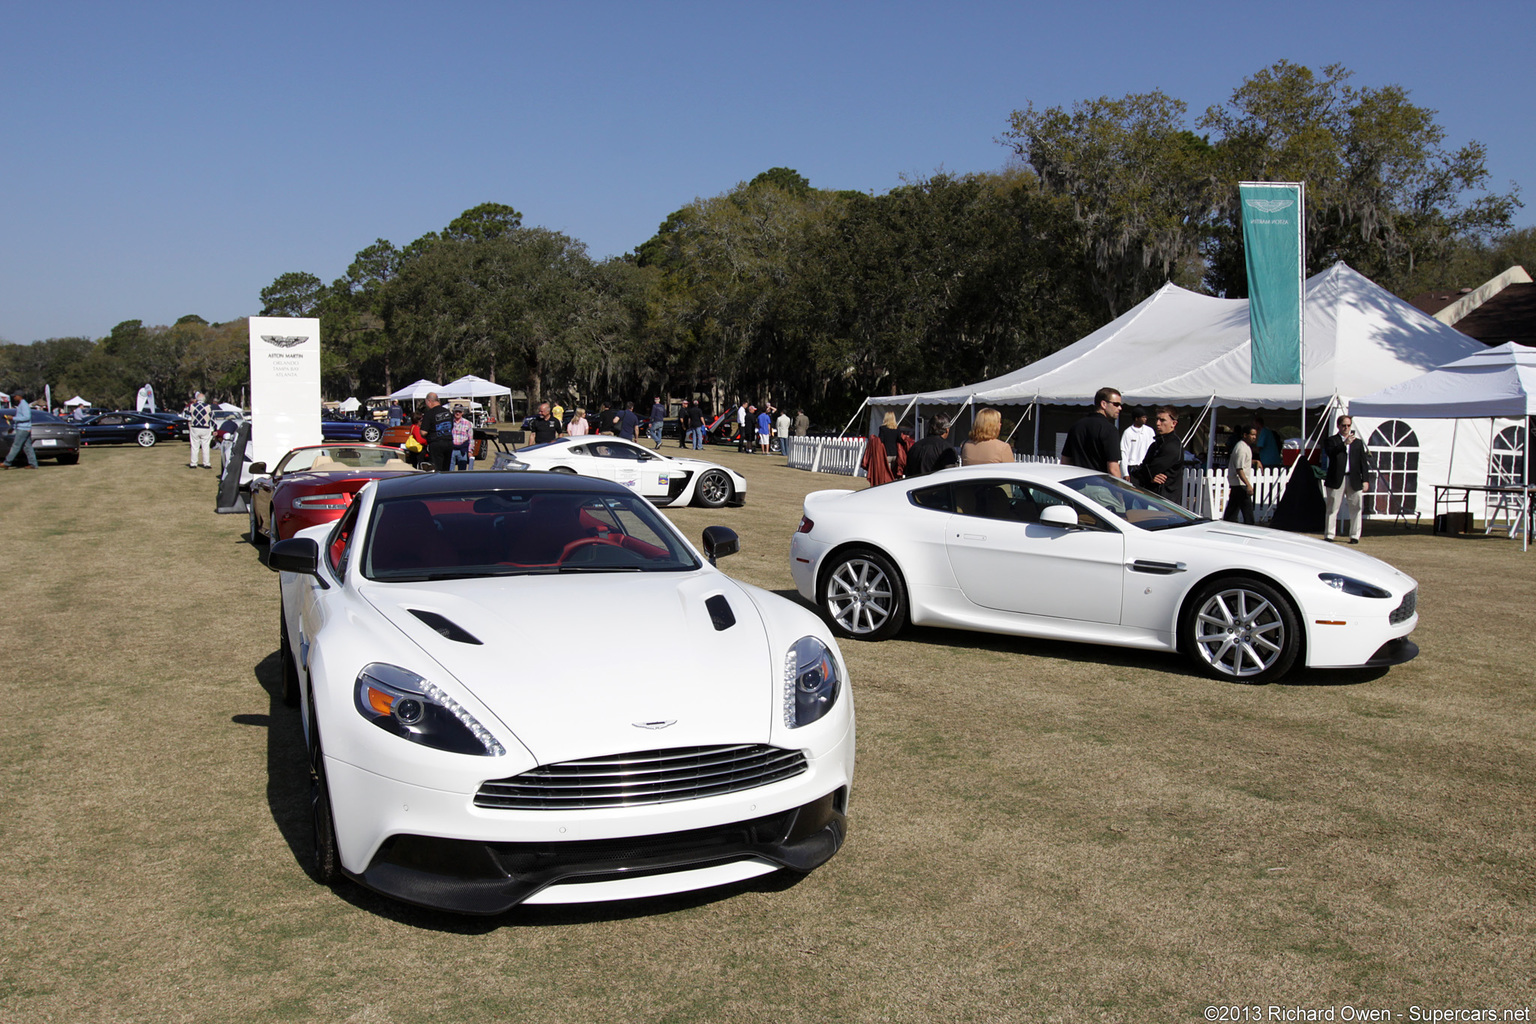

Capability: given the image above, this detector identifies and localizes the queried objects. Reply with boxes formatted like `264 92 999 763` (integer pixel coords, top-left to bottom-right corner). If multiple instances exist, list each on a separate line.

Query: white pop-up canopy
1351 343 1536 419
438 374 511 400
63 395 91 406
338 396 362 412
870 263 1484 410
387 379 444 401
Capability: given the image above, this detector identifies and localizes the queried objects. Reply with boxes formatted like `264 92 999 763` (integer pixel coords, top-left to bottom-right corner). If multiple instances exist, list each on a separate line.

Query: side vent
705 594 736 631
408 609 483 645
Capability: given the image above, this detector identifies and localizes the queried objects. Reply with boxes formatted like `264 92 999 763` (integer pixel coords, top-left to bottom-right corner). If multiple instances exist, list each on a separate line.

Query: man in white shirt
1120 408 1154 470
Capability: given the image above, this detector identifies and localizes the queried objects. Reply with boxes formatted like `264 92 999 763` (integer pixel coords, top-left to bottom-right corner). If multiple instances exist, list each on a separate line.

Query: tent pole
838 399 869 439
1032 395 1041 456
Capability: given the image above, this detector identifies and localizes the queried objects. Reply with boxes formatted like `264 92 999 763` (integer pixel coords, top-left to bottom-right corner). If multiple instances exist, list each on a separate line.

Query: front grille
1390 588 1418 625
475 744 808 810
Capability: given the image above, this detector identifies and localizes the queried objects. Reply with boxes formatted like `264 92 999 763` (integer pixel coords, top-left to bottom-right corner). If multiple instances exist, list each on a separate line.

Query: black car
79 411 180 447
1 408 82 464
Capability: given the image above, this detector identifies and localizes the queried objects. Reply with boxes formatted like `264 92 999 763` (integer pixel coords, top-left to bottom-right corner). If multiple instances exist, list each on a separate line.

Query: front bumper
348 789 847 915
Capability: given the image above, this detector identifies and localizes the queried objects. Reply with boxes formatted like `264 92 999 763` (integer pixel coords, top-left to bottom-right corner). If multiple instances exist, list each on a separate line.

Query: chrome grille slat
476 744 808 810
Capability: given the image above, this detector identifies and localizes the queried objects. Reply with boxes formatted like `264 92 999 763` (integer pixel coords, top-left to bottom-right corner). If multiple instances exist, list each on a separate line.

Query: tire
249 501 268 546
136 429 157 447
549 466 577 475
56 453 79 465
1183 576 1301 684
279 606 300 708
695 468 733 509
308 699 340 885
361 425 382 443
818 548 907 641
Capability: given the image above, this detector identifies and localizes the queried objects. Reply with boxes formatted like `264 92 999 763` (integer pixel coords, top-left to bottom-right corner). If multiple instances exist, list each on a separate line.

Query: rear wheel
279 606 299 707
695 469 733 508
1183 576 1301 683
361 425 382 443
136 430 157 447
819 548 906 641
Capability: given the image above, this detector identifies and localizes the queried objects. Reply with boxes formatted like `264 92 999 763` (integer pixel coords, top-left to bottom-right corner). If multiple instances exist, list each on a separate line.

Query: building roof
1449 282 1536 347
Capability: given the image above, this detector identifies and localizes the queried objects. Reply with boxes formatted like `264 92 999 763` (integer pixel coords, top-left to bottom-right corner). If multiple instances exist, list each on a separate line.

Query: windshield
278 446 407 474
362 488 701 581
1059 474 1205 530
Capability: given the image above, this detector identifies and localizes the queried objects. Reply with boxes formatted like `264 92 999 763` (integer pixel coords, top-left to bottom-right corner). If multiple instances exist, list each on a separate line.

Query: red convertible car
247 444 420 544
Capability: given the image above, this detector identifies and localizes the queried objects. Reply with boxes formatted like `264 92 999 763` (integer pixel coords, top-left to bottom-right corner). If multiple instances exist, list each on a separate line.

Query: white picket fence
785 436 1294 520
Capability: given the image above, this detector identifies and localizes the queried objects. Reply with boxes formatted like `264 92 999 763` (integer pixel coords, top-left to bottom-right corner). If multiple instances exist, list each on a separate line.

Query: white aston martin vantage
511 437 746 508
272 472 852 914
789 464 1419 684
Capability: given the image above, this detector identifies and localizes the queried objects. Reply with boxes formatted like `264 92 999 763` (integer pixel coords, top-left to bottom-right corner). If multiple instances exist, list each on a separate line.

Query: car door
944 478 1126 625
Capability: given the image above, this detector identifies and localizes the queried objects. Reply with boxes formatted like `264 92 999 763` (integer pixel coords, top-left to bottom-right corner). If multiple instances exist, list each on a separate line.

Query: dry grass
0 442 1532 1023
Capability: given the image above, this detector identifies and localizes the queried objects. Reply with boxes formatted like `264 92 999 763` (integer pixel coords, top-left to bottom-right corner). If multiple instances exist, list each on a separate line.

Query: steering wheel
558 537 613 563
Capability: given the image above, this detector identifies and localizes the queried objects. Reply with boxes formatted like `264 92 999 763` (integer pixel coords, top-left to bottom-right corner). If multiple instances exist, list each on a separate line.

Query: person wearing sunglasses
1061 386 1125 478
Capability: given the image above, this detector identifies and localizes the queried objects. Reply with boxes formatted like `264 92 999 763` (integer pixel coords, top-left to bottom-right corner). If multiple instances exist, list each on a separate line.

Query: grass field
1 442 1531 1024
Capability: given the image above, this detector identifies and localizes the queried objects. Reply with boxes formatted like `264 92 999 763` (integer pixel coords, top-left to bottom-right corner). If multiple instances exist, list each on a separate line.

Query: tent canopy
338 396 362 412
438 374 511 399
63 395 90 406
387 379 444 401
871 263 1485 411
1350 342 1536 419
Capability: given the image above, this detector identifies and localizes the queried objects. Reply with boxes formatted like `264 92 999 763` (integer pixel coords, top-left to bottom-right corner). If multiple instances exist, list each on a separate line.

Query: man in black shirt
420 392 455 472
1132 406 1185 501
616 401 640 440
527 401 561 445
907 414 959 477
1061 387 1124 478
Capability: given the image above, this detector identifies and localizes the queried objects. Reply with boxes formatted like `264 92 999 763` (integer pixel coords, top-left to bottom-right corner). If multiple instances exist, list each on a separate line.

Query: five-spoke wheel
819 549 906 641
1184 576 1300 683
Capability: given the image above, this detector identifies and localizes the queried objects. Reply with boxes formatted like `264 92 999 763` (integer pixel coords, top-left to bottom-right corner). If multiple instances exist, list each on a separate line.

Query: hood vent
705 594 736 631
408 609 483 645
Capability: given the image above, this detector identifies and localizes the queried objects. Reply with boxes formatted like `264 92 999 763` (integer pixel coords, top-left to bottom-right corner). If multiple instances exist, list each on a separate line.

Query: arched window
1367 420 1419 515
1487 425 1525 487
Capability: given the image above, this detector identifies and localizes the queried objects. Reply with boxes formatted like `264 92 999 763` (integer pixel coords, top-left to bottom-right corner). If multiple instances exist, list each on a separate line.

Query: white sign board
248 316 322 468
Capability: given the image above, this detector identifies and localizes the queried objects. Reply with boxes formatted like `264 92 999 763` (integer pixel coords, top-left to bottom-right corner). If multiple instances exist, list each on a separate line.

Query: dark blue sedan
79 412 180 447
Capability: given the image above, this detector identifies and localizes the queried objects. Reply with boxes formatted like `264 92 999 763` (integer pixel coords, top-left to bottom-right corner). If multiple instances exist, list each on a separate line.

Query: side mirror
1039 505 1079 529
248 461 267 475
701 525 739 566
269 537 329 588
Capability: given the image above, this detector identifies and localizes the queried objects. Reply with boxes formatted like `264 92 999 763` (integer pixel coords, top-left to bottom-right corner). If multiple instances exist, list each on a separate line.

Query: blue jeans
4 429 37 467
649 420 663 446
691 427 703 450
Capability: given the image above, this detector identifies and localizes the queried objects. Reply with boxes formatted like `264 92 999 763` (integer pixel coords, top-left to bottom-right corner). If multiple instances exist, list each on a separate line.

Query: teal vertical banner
1241 182 1303 385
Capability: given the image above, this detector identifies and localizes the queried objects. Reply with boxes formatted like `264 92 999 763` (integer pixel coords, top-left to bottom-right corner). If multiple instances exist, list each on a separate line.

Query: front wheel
695 468 733 508
136 429 157 447
361 425 382 443
819 549 906 641
1183 576 1301 683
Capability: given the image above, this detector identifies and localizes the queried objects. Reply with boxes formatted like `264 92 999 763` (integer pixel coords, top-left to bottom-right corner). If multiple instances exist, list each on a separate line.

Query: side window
908 484 953 512
328 501 362 578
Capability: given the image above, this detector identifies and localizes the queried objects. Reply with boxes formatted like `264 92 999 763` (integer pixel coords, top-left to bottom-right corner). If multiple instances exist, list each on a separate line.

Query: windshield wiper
556 565 645 573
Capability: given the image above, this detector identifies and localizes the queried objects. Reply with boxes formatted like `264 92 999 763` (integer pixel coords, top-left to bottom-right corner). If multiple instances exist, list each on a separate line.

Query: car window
1057 474 1203 530
908 483 953 512
362 488 701 581
327 500 362 577
953 480 1105 528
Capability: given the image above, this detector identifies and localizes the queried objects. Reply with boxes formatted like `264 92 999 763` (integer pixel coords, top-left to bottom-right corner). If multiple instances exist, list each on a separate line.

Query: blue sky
3 0 1531 344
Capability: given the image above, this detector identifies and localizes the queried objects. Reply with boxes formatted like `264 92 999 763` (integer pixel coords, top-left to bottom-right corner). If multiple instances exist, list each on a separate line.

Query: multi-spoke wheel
136 429 157 447
361 425 382 443
308 695 340 884
1184 576 1300 683
695 469 733 508
819 549 906 641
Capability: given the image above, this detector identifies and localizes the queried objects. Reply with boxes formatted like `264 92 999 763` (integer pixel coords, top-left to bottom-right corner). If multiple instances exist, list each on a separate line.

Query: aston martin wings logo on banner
262 335 309 348
1240 182 1304 385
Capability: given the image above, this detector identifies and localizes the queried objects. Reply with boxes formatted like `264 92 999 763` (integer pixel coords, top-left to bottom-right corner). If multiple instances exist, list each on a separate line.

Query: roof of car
371 469 628 499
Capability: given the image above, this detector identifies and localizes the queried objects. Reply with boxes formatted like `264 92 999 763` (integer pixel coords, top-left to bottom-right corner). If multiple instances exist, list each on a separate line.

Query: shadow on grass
771 588 1387 688
243 649 808 932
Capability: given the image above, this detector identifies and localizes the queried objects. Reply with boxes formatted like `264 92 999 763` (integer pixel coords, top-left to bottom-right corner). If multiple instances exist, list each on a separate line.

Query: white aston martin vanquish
789 464 1419 684
511 437 746 508
272 472 852 914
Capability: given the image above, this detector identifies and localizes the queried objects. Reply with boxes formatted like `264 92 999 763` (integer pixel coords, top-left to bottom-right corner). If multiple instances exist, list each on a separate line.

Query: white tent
1351 343 1536 419
217 402 243 414
338 396 362 412
387 379 444 401
872 263 1483 410
438 375 511 400
63 395 91 407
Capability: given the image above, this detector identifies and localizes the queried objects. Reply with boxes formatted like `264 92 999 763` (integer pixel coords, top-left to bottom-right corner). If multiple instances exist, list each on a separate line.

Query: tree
259 272 326 317
444 202 524 243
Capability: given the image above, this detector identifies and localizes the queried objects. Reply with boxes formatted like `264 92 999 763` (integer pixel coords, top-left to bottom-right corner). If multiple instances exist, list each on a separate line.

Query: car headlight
354 663 505 756
784 636 840 728
1318 573 1392 599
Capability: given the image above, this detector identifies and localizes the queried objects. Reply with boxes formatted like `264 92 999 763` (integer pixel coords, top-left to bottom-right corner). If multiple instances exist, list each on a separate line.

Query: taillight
797 516 814 534
293 492 352 510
